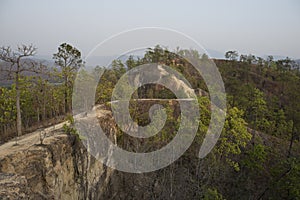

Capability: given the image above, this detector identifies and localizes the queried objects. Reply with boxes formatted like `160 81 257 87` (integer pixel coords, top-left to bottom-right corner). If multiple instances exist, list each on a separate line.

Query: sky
0 0 299 59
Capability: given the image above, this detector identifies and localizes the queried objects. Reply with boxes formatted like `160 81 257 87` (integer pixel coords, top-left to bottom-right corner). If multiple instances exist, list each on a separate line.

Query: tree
246 54 256 64
256 57 265 66
276 57 296 71
265 55 277 69
203 188 225 200
53 43 83 113
201 53 209 60
217 107 252 171
239 54 247 62
126 55 138 70
0 87 16 137
249 88 267 131
0 44 39 141
143 45 165 63
225 50 239 61
111 59 126 79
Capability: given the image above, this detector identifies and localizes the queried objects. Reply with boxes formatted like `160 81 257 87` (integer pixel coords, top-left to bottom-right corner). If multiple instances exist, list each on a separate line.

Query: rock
0 130 113 200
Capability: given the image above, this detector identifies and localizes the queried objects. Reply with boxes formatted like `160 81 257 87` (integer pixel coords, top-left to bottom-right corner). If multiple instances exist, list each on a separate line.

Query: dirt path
0 104 108 158
0 121 68 158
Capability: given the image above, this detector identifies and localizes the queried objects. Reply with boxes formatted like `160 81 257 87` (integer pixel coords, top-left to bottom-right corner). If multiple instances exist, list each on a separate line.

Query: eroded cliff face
0 105 202 200
0 128 115 200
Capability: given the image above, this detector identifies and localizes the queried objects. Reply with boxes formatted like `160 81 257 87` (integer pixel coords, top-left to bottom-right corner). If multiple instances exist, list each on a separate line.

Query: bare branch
0 46 17 63
17 44 37 57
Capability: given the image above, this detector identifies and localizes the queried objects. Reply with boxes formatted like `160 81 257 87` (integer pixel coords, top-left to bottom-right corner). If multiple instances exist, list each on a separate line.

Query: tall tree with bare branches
0 44 41 142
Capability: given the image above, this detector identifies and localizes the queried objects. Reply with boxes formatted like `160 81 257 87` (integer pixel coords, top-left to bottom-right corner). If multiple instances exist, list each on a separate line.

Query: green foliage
126 55 139 70
196 96 210 141
111 59 126 79
1 45 300 199
268 157 300 199
63 123 77 135
242 143 267 170
53 43 82 68
226 83 294 139
53 43 83 113
203 188 225 200
217 107 252 171
63 114 85 141
0 87 16 124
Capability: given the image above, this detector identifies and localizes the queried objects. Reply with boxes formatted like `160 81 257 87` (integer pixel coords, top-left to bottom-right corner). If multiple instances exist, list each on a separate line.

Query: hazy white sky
0 0 299 59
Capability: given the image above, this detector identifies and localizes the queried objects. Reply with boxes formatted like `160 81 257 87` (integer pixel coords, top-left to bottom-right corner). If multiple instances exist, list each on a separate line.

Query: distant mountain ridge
0 58 57 87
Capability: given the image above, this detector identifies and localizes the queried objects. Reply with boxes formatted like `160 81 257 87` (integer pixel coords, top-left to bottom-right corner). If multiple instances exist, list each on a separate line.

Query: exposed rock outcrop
0 105 203 200
0 128 114 200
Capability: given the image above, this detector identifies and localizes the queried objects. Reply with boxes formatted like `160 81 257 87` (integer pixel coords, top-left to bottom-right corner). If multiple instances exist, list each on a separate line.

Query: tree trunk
64 76 68 113
15 73 22 140
37 107 40 122
43 89 46 121
287 123 295 158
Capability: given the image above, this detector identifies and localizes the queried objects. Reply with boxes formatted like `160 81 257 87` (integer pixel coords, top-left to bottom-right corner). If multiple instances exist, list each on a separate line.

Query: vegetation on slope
0 44 299 199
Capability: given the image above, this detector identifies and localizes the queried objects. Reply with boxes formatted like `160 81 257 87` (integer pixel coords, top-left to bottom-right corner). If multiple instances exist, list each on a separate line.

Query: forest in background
0 44 299 199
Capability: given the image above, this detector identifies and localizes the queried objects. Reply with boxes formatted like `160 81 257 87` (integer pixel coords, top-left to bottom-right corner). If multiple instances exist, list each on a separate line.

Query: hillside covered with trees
0 44 299 199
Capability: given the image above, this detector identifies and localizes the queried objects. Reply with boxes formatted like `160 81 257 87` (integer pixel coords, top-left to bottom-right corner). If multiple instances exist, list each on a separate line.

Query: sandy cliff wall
0 129 114 200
